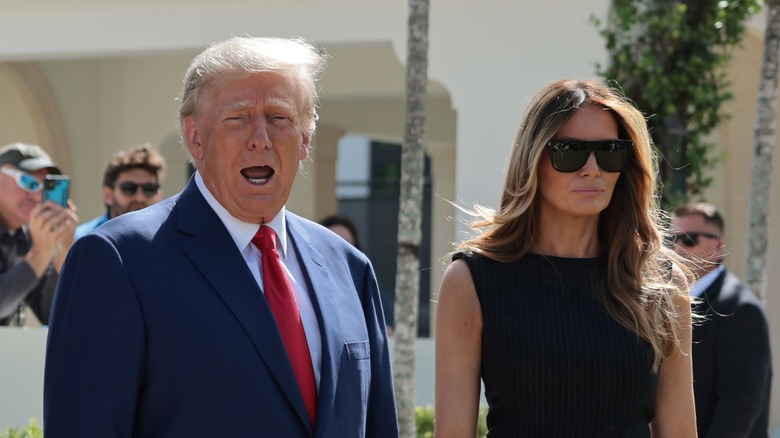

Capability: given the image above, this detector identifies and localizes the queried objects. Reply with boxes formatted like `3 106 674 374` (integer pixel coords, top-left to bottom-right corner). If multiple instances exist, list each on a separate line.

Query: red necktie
252 225 318 426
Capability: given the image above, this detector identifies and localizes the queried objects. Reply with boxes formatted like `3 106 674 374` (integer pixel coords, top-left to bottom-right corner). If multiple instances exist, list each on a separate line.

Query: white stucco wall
2 0 779 434
426 0 610 211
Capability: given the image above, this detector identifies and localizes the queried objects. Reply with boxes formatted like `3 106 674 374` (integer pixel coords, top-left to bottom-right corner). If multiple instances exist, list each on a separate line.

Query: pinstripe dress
455 252 658 437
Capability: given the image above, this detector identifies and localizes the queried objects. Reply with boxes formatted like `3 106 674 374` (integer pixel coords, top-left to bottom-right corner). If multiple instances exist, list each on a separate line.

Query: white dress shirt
690 265 725 298
194 172 322 389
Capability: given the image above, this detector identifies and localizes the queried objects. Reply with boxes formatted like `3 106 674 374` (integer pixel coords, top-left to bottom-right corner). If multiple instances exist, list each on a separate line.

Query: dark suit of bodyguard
44 37 398 437
692 269 771 438
672 204 771 438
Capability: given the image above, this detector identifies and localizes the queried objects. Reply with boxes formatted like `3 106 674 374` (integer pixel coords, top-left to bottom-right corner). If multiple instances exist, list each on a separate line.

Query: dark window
337 141 432 337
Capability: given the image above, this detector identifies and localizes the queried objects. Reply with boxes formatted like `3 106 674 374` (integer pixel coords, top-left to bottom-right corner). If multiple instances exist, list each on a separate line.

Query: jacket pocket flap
345 340 370 360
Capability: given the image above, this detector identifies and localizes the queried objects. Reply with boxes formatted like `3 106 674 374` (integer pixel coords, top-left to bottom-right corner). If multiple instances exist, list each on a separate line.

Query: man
44 37 398 437
74 144 165 239
671 203 772 438
0 142 78 326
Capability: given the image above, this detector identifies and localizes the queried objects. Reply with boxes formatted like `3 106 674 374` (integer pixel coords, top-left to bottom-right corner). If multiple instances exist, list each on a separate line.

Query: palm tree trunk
747 0 780 298
393 0 429 436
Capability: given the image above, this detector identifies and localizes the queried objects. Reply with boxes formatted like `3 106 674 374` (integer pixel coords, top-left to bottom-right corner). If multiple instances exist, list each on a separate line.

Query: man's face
183 72 310 224
103 168 161 219
0 165 49 230
670 213 724 278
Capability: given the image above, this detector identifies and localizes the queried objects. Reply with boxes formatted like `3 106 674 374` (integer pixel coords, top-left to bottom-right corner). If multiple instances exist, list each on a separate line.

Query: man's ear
102 185 113 206
716 236 727 262
299 132 311 160
183 117 204 161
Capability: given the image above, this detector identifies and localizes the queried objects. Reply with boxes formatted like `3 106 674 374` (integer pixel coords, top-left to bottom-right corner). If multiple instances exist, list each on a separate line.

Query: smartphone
42 175 70 207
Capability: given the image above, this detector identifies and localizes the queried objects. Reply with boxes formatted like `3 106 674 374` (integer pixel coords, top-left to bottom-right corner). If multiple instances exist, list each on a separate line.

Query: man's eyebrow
219 99 297 115
219 100 252 115
265 97 297 114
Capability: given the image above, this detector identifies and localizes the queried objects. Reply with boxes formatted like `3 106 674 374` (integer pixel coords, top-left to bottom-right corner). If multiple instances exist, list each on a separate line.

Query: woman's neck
533 214 601 258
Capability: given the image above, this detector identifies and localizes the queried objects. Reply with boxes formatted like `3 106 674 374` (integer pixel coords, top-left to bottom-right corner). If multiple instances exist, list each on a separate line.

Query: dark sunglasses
546 139 632 173
671 232 719 247
117 181 160 198
1 167 42 193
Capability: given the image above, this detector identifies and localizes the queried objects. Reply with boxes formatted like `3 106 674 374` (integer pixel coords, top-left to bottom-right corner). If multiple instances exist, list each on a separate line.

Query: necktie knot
252 225 277 251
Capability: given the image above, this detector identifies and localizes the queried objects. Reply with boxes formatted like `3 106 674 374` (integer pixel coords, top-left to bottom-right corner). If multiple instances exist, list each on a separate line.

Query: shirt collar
0 220 27 241
690 265 725 297
193 171 288 257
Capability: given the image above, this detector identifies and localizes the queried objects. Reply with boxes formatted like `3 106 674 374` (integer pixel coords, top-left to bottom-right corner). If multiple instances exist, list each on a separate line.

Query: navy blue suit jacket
692 269 772 438
44 179 398 437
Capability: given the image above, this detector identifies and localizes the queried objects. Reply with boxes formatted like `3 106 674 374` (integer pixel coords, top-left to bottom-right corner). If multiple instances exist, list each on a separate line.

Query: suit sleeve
703 301 772 438
361 260 400 437
44 233 145 438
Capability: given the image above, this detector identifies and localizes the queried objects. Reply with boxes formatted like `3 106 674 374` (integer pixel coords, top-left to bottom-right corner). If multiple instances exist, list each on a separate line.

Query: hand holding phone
42 175 71 207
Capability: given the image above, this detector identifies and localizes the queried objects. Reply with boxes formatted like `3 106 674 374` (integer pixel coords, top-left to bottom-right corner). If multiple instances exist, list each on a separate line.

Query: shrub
416 404 488 437
0 419 43 438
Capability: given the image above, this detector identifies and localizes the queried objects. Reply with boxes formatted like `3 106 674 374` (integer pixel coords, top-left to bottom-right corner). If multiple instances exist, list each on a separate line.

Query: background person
671 203 772 438
44 37 397 437
434 79 696 437
319 214 361 249
75 143 165 239
319 213 395 335
0 142 78 326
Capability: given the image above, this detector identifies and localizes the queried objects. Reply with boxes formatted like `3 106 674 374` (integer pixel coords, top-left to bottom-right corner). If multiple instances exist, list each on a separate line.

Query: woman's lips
573 187 603 195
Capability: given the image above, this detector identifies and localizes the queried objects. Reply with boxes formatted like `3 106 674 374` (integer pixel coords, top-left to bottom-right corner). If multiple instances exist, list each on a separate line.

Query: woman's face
537 103 622 221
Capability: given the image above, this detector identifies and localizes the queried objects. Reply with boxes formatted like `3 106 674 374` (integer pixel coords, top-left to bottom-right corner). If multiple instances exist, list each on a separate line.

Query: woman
434 79 696 437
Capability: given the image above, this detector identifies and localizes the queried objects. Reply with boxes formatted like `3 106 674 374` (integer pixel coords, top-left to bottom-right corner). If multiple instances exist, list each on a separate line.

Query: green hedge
0 419 43 438
4 407 489 437
415 404 488 438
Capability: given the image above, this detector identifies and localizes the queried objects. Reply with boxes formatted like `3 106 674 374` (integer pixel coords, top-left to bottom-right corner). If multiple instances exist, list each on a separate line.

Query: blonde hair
458 79 690 371
178 36 327 138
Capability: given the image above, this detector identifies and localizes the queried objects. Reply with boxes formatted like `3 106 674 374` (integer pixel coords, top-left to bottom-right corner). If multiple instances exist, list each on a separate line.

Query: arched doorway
0 63 69 171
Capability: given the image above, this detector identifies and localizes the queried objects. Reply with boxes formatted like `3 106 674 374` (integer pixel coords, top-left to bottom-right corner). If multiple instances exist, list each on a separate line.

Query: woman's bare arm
434 259 483 438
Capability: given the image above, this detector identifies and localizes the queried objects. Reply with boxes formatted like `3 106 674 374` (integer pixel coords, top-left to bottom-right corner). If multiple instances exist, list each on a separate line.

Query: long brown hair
457 79 690 371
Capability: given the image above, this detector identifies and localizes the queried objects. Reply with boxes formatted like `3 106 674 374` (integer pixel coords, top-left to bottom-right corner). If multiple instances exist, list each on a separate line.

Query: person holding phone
0 142 78 326
75 143 166 240
434 79 696 436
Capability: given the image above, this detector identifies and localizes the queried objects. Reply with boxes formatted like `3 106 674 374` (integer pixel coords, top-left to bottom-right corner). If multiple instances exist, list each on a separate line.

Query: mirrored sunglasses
546 139 632 173
0 167 42 193
117 181 160 198
671 232 719 247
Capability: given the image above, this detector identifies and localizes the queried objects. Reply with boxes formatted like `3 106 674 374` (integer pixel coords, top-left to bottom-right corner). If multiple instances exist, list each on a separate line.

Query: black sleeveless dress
455 252 658 437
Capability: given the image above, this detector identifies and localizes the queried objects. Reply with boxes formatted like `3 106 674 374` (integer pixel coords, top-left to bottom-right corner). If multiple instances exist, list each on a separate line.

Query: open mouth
241 166 274 185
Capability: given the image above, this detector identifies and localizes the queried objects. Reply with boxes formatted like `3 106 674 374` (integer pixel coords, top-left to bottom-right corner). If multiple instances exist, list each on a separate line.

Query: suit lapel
287 214 343 434
175 180 312 432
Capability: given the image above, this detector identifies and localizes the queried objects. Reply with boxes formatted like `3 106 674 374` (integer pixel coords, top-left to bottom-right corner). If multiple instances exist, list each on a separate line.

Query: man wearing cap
0 142 78 326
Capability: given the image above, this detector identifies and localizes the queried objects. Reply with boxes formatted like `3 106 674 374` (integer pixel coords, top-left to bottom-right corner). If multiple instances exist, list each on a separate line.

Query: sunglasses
1 167 42 193
671 232 719 247
117 181 160 198
546 139 632 173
